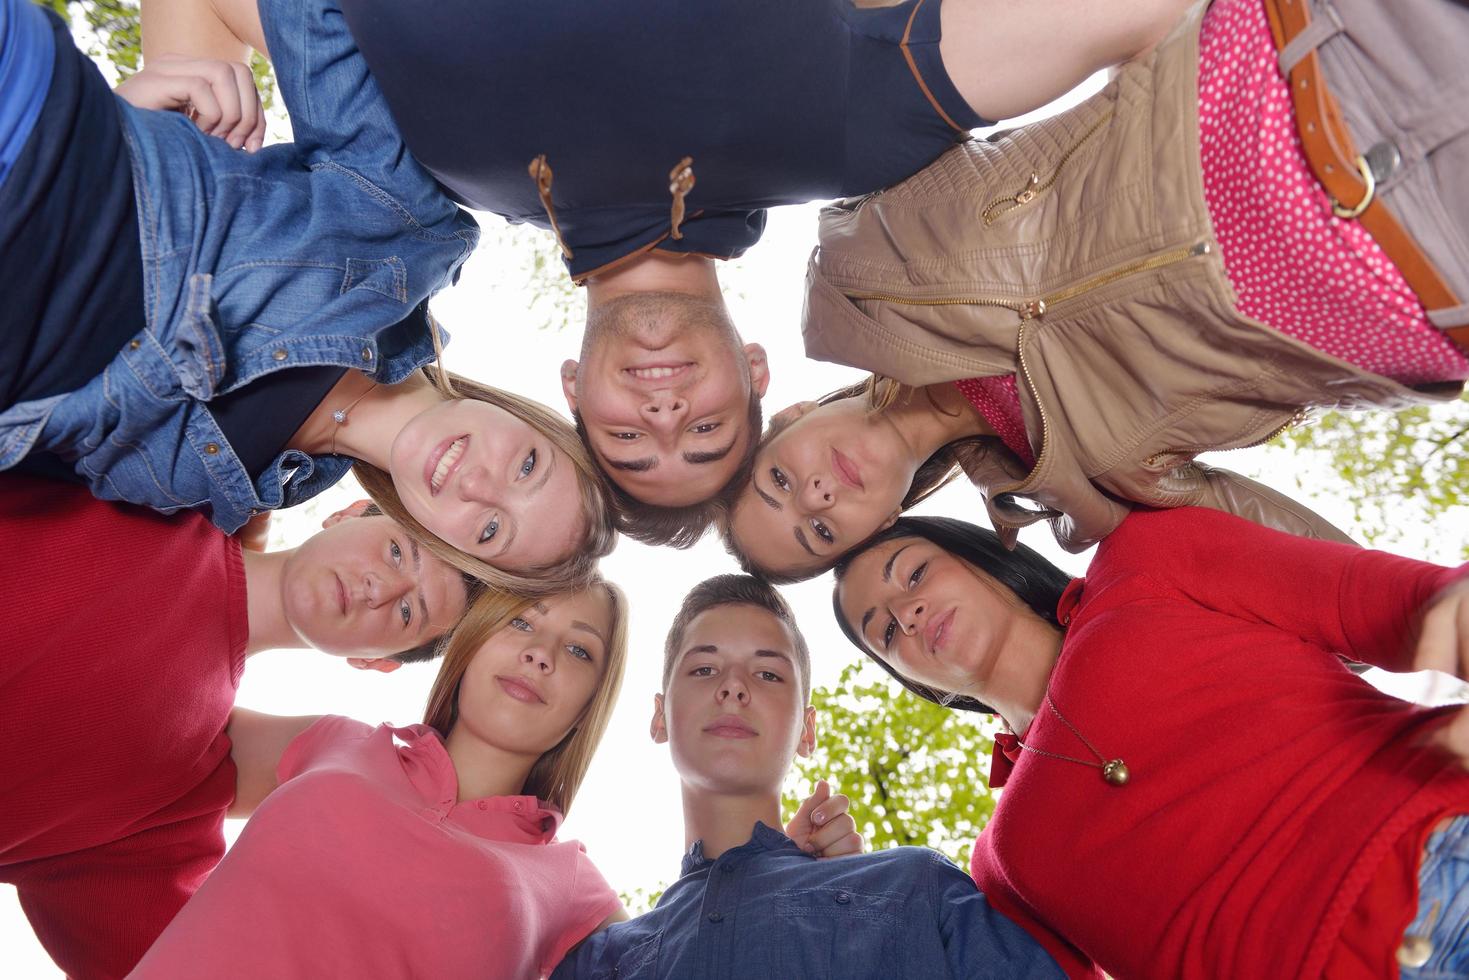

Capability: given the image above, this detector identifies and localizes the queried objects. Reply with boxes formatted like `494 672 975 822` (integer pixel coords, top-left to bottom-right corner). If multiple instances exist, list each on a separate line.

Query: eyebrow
754 649 794 667
409 539 429 628
755 482 781 511
679 644 793 667
571 619 608 647
604 455 658 473
793 526 816 558
683 438 736 466
859 544 911 639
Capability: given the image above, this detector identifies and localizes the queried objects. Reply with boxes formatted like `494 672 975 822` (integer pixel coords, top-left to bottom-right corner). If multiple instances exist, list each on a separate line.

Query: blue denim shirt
0 0 479 532
552 822 1063 980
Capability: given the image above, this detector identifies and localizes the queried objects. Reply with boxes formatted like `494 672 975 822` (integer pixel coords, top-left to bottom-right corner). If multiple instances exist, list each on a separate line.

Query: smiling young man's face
562 291 770 508
652 603 814 796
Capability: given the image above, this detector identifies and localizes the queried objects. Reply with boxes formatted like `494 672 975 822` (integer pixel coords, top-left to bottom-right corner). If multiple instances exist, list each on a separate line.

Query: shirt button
512 801 524 812
834 892 851 905
707 912 723 923
720 863 734 873
360 347 374 361
128 339 141 350
272 348 288 361
204 443 220 455
477 801 487 811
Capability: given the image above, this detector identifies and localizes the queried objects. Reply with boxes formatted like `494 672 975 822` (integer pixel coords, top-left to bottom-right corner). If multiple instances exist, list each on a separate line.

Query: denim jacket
0 0 479 532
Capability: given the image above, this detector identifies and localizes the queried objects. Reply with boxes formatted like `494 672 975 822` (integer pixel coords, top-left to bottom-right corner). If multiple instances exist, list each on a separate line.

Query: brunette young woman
832 509 1469 979
129 581 631 978
737 0 1467 575
0 0 614 593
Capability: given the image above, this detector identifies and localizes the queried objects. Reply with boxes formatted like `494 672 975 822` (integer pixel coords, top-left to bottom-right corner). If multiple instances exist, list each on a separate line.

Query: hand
238 511 271 552
1413 577 1469 679
114 55 265 151
785 779 865 860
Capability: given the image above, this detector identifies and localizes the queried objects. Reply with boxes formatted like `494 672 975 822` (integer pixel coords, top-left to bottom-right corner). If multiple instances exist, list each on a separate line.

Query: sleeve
539 842 623 978
933 857 1092 980
9 809 225 979
1104 508 1468 672
276 715 376 783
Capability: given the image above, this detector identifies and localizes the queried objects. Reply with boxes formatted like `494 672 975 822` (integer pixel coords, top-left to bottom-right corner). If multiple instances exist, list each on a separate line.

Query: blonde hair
354 365 618 597
421 580 629 816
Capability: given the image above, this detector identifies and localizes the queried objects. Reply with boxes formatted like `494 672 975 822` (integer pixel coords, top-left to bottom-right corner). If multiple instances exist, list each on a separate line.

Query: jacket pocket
342 256 408 303
773 887 901 977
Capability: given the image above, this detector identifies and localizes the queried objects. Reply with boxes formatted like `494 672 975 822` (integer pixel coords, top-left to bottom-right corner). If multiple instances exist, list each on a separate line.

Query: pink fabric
1198 0 1469 384
953 377 1035 468
132 717 620 980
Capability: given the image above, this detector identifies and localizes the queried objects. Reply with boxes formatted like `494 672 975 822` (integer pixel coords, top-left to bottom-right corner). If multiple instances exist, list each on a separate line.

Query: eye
479 518 500 544
518 449 537 479
689 665 716 677
567 644 593 662
400 599 412 627
882 617 897 650
756 670 783 683
770 467 790 492
811 519 834 545
908 562 928 589
510 617 532 632
612 431 640 441
389 540 402 565
691 422 720 435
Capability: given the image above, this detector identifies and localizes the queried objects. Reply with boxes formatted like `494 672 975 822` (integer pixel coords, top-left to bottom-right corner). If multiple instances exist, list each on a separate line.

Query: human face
281 515 469 658
729 399 915 578
454 588 614 757
389 398 585 572
563 307 770 507
835 537 1030 698
653 604 814 796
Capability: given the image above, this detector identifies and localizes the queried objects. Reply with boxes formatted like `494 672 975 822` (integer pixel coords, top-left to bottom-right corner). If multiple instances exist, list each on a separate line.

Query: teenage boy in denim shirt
553 574 1063 979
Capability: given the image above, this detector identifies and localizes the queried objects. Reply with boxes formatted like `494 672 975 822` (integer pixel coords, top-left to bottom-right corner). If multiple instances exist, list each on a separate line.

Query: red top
135 717 620 979
970 507 1469 980
0 474 246 979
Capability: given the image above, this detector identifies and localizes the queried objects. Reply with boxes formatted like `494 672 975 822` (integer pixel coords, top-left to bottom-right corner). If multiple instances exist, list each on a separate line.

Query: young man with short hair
553 574 1064 979
0 474 472 978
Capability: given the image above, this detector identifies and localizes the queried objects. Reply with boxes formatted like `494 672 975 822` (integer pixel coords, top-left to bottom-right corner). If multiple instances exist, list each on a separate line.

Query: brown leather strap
527 155 573 260
1263 0 1469 353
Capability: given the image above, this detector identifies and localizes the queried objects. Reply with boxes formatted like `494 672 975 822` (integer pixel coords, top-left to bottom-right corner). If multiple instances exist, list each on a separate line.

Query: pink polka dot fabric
954 376 1035 468
1198 0 1469 384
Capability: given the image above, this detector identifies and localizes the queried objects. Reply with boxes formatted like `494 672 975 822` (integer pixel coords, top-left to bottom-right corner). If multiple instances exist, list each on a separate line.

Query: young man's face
652 604 814 796
281 513 470 659
562 301 770 508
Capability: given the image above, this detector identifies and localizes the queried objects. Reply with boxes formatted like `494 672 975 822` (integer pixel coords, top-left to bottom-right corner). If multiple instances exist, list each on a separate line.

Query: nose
520 645 554 674
798 473 836 512
360 570 412 609
717 675 750 705
892 595 928 637
639 392 688 435
455 462 498 503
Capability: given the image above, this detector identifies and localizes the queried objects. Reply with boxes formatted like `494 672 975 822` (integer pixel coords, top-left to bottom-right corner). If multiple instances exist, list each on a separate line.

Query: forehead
597 428 751 506
836 538 917 615
528 586 614 633
728 488 823 579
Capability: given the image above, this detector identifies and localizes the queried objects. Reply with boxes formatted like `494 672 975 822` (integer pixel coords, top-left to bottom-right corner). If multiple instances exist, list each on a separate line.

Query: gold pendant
1102 759 1130 786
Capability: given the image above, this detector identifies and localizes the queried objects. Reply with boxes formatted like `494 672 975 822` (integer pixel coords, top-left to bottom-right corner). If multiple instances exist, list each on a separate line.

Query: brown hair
354 365 618 598
421 580 630 816
576 386 762 548
720 376 977 584
662 574 812 703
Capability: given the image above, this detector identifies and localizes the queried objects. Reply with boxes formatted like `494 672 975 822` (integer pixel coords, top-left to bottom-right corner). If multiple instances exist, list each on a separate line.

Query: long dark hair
831 516 1071 715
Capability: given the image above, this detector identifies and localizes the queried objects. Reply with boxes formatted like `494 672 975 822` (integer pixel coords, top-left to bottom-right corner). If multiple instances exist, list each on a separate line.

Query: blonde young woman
132 581 632 978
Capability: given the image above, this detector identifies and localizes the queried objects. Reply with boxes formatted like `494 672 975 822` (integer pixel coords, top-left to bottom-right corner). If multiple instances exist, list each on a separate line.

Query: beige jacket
801 1 1458 552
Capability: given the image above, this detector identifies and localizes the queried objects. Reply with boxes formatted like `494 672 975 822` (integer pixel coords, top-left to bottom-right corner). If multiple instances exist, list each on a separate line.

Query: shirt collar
679 820 799 877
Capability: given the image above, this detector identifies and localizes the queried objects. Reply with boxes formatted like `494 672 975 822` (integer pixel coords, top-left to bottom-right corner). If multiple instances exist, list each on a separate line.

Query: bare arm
226 708 323 817
140 0 268 63
940 0 1194 122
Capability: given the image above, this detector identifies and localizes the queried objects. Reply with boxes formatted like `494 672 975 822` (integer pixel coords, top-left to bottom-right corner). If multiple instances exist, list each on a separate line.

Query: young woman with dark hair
831 507 1469 978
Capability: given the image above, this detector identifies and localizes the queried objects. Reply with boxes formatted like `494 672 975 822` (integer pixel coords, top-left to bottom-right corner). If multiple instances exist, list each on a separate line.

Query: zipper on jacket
980 111 1114 226
1142 407 1310 468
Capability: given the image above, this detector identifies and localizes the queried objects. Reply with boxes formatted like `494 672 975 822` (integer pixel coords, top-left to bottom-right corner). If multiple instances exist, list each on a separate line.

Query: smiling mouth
426 435 468 496
496 675 545 705
926 608 956 654
624 363 693 383
831 448 864 491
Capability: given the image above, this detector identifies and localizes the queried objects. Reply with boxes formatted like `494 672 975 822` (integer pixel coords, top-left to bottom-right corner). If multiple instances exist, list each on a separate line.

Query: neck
241 548 308 657
287 370 443 466
443 724 540 802
994 616 1066 736
680 782 783 861
585 250 722 307
882 383 993 467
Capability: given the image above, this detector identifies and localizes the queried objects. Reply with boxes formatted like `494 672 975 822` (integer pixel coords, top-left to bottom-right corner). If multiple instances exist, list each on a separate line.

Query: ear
878 507 902 533
323 498 373 528
650 692 669 745
743 343 771 398
560 359 580 414
770 400 819 429
347 657 402 673
796 704 817 758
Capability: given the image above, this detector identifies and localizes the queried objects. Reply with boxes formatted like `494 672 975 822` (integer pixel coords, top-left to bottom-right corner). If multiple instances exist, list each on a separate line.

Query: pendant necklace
1014 692 1130 787
328 382 379 456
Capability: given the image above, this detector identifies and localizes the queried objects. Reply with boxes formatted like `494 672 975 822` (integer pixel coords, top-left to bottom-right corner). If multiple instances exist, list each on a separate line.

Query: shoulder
278 715 381 777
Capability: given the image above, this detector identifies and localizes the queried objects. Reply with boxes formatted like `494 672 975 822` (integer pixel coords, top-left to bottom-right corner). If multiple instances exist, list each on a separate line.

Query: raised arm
226 708 323 817
139 0 265 63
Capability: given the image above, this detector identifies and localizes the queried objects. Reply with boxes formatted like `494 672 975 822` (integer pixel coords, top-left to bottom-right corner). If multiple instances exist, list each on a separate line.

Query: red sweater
970 508 1469 980
0 475 246 979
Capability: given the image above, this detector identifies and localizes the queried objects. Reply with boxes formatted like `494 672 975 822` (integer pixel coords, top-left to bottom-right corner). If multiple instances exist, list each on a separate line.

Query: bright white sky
6 68 1467 975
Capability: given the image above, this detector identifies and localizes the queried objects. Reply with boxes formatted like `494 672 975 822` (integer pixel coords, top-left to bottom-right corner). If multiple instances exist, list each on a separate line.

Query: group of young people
5 0 1469 975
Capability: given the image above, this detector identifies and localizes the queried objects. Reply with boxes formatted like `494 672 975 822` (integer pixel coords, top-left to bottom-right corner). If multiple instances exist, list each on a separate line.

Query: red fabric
953 377 1035 468
969 507 1469 980
1198 0 1469 384
0 474 246 979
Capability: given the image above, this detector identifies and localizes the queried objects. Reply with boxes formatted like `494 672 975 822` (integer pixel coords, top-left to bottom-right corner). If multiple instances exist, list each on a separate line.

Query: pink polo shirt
132 716 620 979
